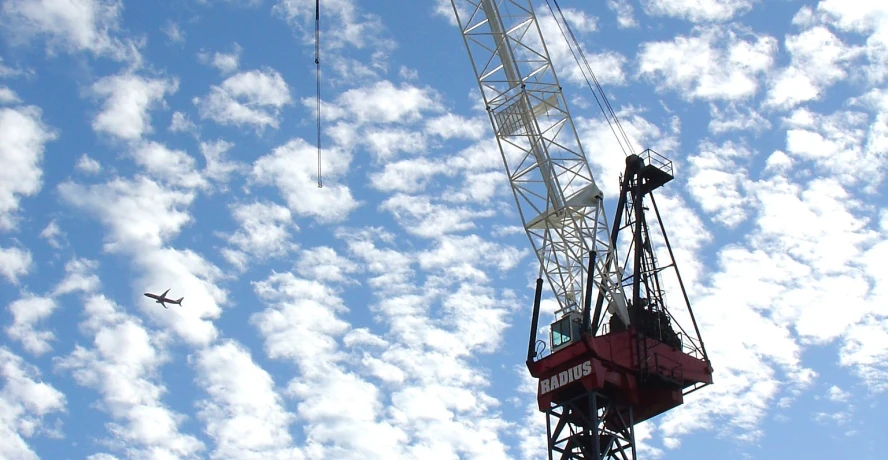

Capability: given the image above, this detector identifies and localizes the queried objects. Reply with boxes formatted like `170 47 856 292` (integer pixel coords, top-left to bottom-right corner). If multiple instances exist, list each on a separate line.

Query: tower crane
448 1 714 458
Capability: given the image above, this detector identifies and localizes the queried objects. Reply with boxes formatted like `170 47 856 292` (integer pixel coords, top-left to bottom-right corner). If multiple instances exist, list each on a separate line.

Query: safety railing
639 148 673 178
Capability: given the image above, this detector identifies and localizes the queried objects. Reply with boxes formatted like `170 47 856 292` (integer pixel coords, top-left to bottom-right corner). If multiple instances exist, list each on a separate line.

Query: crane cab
550 311 583 353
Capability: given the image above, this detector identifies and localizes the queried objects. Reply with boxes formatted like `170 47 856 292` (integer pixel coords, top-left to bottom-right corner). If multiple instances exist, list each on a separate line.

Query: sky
0 0 886 459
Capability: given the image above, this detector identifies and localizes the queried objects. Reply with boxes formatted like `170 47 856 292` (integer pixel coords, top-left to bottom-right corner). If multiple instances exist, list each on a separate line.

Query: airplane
144 289 184 309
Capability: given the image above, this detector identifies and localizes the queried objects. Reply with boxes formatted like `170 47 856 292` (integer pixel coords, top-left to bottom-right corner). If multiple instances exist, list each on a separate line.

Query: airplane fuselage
144 289 183 308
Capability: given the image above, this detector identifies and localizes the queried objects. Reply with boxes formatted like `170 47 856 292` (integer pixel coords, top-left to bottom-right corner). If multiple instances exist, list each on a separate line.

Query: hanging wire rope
545 0 635 158
315 0 323 188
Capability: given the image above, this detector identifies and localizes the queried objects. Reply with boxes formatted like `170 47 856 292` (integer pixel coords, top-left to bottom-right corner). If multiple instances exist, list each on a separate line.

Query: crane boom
450 0 630 328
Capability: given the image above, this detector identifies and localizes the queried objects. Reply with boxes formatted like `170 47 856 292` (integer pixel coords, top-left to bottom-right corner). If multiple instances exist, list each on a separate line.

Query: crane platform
528 329 713 422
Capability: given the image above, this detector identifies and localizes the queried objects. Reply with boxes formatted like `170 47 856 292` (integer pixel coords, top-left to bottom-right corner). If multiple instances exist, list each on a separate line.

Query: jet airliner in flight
144 289 184 309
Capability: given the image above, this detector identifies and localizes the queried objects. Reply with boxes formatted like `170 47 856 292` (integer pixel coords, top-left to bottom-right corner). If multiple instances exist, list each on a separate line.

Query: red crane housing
525 152 713 458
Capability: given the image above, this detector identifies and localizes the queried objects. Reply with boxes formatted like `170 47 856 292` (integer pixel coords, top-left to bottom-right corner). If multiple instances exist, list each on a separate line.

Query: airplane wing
161 288 170 298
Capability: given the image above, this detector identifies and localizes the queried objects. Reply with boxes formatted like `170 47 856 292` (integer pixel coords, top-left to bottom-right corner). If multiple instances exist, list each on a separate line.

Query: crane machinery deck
448 1 713 458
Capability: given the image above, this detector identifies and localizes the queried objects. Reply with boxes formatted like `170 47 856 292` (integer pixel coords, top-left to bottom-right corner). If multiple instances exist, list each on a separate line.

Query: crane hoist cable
545 0 635 157
315 0 323 188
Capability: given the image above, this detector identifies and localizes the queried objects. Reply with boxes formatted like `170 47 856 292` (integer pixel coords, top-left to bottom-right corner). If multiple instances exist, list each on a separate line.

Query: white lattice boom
450 0 630 326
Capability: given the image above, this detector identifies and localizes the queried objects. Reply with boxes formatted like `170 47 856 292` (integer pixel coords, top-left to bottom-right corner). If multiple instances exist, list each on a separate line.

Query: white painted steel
450 0 630 327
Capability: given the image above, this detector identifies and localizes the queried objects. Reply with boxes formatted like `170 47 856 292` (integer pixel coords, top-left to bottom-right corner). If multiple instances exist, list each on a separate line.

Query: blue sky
1 0 887 458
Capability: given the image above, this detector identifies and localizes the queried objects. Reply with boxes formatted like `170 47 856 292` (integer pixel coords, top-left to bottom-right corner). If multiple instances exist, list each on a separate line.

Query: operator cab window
551 312 584 351
551 318 572 348
551 313 584 351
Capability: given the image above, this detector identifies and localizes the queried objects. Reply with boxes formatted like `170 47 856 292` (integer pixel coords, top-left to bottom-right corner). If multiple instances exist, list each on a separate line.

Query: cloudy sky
1 0 886 458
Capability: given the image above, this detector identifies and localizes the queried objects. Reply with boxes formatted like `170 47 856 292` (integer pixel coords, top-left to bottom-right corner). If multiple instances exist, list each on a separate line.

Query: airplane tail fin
176 297 184 305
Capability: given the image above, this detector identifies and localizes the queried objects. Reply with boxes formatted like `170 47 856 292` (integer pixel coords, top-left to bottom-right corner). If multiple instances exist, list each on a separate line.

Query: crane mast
449 0 630 339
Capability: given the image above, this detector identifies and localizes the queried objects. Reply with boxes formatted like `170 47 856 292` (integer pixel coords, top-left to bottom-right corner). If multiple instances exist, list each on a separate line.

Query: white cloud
0 85 20 104
686 141 754 227
840 319 888 392
369 157 451 194
321 80 442 126
200 139 241 184
585 51 629 86
251 273 348 363
274 0 391 53
86 454 118 460
0 56 27 78
75 153 101 174
380 193 494 239
398 65 418 81
651 163 887 447
640 0 756 23
638 26 777 101
193 340 299 459
168 111 196 133
753 178 874 282
250 272 412 458
657 253 814 444
816 1 888 82
514 369 547 459
199 43 241 74
0 245 32 284
423 113 486 141
439 138 510 204
295 246 358 284
223 200 296 269
195 68 291 129
433 0 460 26
200 0 263 8
335 242 518 458
55 295 205 458
1 0 138 61
763 149 792 174
537 11 628 87
826 385 851 402
53 257 100 296
58 177 226 345
0 347 66 460
338 226 414 291
607 0 637 28
648 190 713 290
708 102 771 134
816 1 888 32
342 328 387 349
39 219 63 248
91 73 178 141
6 295 57 355
58 176 194 251
766 26 863 110
358 128 427 162
252 138 358 223
161 20 184 44
136 248 227 346
417 234 525 275
130 141 207 189
781 107 883 188
0 106 55 230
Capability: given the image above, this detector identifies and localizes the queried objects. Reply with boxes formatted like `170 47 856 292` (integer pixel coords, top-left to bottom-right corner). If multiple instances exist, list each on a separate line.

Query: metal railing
639 148 673 177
